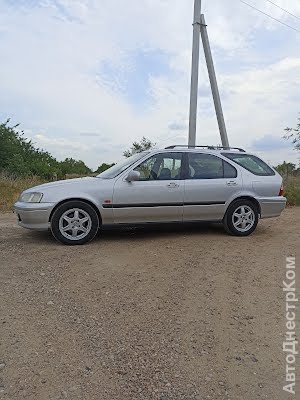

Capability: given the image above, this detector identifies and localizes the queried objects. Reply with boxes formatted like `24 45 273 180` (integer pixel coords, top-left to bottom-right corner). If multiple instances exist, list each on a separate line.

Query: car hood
24 177 102 193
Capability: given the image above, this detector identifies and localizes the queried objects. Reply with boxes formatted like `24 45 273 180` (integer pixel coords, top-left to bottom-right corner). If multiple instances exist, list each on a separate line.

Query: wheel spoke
234 219 241 228
62 224 72 232
72 228 78 237
80 217 89 224
63 216 72 224
74 210 79 220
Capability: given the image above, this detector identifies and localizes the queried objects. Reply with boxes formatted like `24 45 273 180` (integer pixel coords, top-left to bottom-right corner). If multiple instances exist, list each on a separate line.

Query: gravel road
0 210 299 400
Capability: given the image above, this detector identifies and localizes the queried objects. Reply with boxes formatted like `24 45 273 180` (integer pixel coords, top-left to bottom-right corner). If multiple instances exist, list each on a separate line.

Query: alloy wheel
232 205 255 233
59 208 92 241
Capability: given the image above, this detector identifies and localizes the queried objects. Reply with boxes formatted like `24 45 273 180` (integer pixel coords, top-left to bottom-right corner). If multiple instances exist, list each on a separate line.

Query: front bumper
14 201 55 231
257 196 286 219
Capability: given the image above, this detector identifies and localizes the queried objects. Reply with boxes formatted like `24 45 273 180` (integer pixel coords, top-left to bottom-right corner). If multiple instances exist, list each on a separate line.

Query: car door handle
227 180 237 186
167 182 179 188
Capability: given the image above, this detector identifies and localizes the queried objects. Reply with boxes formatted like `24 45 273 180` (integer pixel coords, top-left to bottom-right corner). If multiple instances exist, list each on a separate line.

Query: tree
284 117 300 150
123 137 156 158
0 119 59 178
0 119 92 179
59 158 92 176
274 162 296 177
95 163 115 174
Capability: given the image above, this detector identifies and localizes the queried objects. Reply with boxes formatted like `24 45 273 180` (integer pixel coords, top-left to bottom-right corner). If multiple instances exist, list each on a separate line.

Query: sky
0 0 300 170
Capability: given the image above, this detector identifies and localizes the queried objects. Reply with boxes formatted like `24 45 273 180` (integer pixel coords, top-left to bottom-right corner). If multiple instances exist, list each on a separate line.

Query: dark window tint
188 153 237 179
222 153 275 176
134 153 182 181
224 161 237 178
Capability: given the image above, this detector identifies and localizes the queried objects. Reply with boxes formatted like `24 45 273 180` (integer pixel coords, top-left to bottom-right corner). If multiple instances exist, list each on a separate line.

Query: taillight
279 184 284 196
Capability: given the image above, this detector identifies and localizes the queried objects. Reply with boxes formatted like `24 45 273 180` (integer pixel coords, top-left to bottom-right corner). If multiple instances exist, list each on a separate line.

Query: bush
0 174 44 212
284 177 300 206
0 120 92 180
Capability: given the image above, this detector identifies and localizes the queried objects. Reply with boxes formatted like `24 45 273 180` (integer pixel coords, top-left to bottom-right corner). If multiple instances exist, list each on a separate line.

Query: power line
264 0 300 21
240 0 300 33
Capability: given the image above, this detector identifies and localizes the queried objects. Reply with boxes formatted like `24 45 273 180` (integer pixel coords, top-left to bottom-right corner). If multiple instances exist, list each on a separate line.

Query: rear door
112 152 184 223
183 152 242 221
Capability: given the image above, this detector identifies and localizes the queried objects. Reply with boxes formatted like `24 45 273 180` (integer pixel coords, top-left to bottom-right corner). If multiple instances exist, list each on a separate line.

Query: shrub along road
0 209 299 400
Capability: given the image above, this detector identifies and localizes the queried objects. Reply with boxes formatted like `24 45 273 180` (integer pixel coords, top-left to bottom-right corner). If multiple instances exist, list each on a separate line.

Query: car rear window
222 153 275 176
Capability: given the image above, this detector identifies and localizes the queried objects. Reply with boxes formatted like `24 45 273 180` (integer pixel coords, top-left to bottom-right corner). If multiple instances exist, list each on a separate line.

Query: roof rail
165 145 246 152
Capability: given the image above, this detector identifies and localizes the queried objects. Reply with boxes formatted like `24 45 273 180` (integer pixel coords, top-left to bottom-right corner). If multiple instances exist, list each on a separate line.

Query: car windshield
97 152 149 179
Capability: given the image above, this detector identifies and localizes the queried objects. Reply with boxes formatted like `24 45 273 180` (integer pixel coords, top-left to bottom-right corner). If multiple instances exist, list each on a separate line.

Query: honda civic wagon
14 146 286 245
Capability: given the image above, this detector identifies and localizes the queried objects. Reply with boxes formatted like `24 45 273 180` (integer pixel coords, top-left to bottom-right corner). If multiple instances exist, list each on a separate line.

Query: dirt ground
0 209 299 400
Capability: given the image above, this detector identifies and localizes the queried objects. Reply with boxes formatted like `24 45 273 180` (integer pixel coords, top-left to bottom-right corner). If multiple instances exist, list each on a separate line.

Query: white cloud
34 133 89 151
0 0 300 169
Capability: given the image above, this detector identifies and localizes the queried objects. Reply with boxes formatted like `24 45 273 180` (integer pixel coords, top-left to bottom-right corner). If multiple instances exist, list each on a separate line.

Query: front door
112 152 184 223
183 152 242 221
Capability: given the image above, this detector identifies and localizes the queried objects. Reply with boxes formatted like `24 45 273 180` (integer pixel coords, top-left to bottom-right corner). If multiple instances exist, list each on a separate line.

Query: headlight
20 192 43 203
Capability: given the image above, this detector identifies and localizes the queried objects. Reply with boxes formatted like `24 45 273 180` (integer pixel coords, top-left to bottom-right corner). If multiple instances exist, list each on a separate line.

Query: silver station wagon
14 145 286 245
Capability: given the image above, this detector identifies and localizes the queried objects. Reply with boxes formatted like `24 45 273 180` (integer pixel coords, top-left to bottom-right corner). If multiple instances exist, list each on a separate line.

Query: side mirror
126 170 140 182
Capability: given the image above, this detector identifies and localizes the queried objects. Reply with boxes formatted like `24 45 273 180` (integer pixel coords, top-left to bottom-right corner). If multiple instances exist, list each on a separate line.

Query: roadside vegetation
0 174 44 212
282 176 300 206
282 117 300 206
1 119 300 211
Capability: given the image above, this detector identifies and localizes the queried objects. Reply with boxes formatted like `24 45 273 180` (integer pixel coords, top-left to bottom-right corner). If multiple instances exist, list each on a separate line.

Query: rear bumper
256 196 286 219
14 201 55 231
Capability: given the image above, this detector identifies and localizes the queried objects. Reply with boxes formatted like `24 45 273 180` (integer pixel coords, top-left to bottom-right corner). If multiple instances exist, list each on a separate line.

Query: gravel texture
0 209 299 400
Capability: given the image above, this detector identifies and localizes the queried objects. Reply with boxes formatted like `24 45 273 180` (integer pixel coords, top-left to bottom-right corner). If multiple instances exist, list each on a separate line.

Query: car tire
50 201 100 245
223 199 258 237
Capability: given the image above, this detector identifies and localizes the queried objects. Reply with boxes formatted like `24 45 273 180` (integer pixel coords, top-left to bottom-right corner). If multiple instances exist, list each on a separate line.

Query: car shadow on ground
21 219 272 246
100 222 226 241
21 222 228 246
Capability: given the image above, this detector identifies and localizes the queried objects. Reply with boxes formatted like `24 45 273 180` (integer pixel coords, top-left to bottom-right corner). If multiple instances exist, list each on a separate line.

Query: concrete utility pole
188 2 230 148
188 0 201 147
200 14 229 147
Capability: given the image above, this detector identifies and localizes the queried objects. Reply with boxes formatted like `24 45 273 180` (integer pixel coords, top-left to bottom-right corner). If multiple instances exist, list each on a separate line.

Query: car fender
224 191 262 216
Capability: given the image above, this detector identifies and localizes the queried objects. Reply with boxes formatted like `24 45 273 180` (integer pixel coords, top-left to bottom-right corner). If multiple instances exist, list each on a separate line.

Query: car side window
188 153 237 179
134 153 182 181
224 160 237 178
